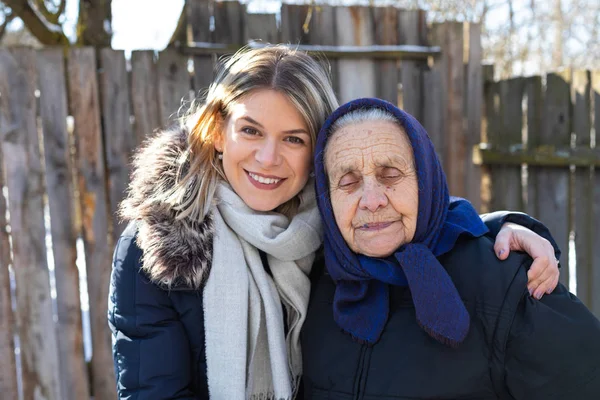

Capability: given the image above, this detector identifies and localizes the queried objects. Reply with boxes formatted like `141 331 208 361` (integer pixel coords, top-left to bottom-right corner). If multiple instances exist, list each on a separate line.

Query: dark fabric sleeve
503 282 600 399
479 211 561 262
108 228 200 400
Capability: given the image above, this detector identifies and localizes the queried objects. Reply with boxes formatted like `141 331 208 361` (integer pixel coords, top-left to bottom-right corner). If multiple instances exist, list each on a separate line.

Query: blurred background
0 1 598 399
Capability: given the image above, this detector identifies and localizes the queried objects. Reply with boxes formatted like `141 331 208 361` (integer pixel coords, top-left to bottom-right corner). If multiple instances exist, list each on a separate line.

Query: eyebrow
240 116 310 135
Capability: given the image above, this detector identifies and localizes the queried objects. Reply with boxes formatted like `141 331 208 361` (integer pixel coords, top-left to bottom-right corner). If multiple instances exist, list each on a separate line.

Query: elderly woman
302 98 600 399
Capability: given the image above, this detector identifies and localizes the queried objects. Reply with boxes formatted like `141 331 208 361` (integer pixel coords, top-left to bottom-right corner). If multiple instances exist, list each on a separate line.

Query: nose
358 179 388 212
255 139 281 168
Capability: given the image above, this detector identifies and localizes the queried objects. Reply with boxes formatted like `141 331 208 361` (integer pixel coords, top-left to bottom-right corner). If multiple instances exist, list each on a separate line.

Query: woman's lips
356 221 395 231
245 170 286 190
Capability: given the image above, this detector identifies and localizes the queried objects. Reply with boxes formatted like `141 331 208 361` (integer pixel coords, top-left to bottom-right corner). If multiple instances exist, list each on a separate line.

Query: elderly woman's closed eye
325 113 419 258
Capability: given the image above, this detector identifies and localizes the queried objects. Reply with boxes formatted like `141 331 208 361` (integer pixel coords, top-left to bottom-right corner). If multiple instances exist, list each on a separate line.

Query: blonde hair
167 45 339 221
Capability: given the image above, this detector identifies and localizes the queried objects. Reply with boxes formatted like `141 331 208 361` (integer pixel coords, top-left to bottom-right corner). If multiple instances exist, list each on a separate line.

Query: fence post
430 22 467 198
373 6 399 105
0 48 62 400
538 70 572 288
37 48 90 400
573 70 593 306
0 146 18 400
335 6 376 103
67 47 116 400
465 23 483 211
591 71 600 317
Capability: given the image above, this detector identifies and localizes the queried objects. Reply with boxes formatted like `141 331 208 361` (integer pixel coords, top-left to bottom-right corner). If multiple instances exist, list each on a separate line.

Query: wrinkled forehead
323 120 414 174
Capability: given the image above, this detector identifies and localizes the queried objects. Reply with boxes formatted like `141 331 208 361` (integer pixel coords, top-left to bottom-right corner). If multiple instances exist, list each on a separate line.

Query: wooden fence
477 68 600 316
0 1 565 399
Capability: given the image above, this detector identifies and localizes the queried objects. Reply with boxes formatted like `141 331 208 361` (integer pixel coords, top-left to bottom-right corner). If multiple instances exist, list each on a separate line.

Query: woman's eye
285 136 305 145
241 127 259 136
380 168 402 180
339 174 359 188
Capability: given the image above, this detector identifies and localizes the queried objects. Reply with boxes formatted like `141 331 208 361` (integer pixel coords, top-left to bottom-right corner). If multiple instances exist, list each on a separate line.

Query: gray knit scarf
203 181 322 399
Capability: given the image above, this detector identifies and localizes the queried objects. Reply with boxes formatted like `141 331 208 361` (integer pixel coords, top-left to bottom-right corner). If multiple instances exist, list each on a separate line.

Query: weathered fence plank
280 3 309 44
246 13 277 44
398 9 426 120
431 22 467 198
305 5 338 95
335 6 376 103
131 51 160 143
573 70 593 305
37 48 90 400
592 71 600 317
157 49 191 126
493 78 525 211
0 48 62 400
373 6 398 104
99 49 135 240
0 146 18 400
465 23 483 211
537 71 572 287
214 0 245 45
67 47 116 400
524 76 543 217
189 0 213 95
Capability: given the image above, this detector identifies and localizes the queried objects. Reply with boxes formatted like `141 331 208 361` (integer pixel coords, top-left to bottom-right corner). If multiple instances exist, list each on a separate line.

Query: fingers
493 226 512 260
527 256 560 299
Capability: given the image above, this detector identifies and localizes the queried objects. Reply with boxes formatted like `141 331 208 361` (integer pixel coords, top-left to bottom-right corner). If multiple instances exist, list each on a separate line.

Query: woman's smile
356 221 396 231
245 170 287 190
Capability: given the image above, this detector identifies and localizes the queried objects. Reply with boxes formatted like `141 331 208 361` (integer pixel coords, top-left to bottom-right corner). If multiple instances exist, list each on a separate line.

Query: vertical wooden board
373 6 399 105
157 49 191 127
66 47 116 400
572 70 592 305
0 48 62 400
36 48 89 400
537 71 572 287
188 0 214 95
524 76 543 218
428 24 448 178
0 149 17 400
335 6 376 103
304 5 339 96
422 68 444 159
491 78 524 211
398 9 425 120
592 70 600 317
131 51 160 143
280 4 310 44
430 22 467 197
213 0 245 45
246 13 278 44
99 49 135 240
465 23 483 211
480 66 498 213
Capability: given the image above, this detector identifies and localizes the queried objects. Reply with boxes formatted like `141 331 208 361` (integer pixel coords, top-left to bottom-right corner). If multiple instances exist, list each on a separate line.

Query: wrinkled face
325 120 419 257
215 89 312 212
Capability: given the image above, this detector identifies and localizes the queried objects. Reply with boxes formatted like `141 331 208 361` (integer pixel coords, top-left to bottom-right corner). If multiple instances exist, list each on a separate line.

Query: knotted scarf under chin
315 98 489 347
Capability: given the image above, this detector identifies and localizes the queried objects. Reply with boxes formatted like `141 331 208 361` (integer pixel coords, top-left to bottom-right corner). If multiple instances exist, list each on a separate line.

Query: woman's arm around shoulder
108 221 201 399
501 278 600 399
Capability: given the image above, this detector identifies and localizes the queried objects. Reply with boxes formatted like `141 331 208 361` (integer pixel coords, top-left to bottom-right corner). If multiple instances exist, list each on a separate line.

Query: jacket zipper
353 345 372 400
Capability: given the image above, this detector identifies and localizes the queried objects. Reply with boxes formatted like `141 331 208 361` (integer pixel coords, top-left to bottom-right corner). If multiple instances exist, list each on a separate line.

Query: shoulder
440 235 531 301
116 123 216 290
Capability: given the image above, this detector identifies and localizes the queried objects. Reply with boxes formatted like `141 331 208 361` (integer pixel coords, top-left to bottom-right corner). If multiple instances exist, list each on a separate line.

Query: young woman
108 45 560 399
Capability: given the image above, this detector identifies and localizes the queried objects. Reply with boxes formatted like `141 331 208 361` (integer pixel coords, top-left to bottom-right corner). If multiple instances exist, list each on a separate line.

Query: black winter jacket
301 234 600 400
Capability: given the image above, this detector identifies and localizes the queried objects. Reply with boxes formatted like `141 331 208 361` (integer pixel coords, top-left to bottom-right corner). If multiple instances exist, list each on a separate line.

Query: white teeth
248 172 281 185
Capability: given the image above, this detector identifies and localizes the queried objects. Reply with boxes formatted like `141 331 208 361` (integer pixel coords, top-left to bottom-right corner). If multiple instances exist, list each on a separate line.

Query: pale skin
326 120 559 299
215 89 558 299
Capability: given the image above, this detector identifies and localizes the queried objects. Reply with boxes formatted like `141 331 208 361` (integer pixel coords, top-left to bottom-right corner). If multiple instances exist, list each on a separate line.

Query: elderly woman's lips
357 222 394 231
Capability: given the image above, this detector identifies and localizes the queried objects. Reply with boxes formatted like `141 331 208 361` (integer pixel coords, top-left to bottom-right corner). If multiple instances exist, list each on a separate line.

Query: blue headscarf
314 98 489 347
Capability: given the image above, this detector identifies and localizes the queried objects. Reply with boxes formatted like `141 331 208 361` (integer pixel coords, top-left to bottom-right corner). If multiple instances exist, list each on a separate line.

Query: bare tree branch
2 0 69 45
33 0 66 25
0 9 17 40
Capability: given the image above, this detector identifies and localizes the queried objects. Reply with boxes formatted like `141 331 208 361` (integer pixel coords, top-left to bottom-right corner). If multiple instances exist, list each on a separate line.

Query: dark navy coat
108 213 559 399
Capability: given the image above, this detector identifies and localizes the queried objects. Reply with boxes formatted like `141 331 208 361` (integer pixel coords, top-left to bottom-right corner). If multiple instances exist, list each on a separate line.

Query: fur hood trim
119 125 213 289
